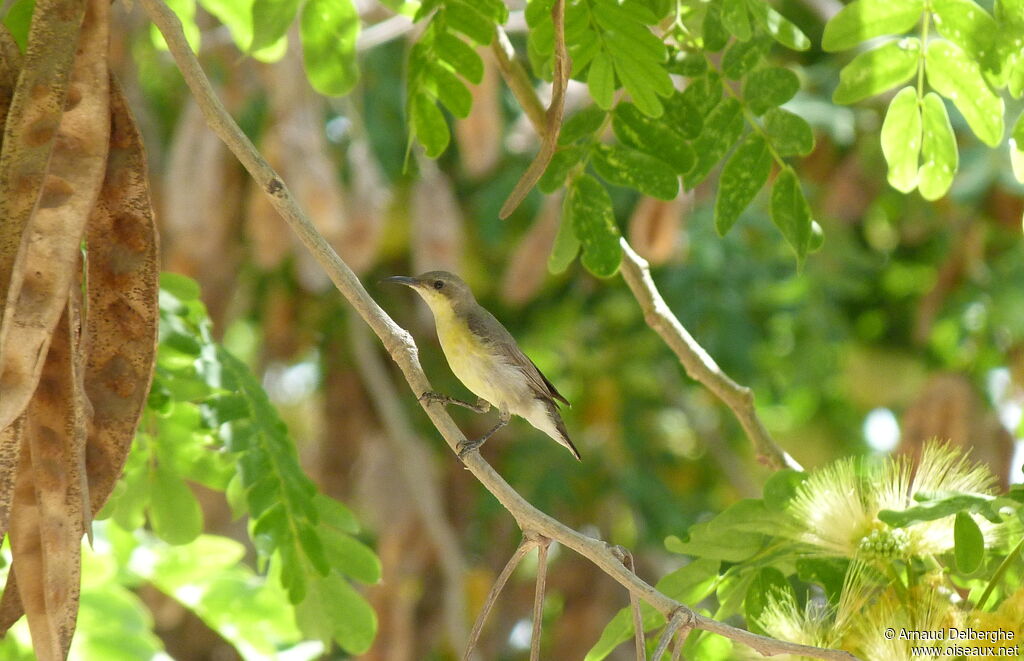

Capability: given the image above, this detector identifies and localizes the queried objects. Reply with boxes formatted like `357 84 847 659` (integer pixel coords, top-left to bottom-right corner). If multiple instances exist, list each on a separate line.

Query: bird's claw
457 438 483 460
419 391 446 404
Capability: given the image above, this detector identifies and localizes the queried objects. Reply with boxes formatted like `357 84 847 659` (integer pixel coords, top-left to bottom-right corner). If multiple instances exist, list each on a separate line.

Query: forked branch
139 1 855 658
487 10 798 472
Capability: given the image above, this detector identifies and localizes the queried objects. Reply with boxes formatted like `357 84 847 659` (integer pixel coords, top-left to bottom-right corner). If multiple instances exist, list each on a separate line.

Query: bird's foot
457 437 485 460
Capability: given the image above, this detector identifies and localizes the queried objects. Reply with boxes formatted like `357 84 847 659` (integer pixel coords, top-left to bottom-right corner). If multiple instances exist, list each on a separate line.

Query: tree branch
139 1 854 658
496 0 569 219
618 240 800 470
487 16 797 471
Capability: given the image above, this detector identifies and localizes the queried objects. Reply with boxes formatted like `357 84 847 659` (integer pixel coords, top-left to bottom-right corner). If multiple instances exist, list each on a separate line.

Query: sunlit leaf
880 86 922 193
822 0 924 52
592 143 679 200
918 92 958 199
299 0 360 96
833 38 920 104
926 39 1004 146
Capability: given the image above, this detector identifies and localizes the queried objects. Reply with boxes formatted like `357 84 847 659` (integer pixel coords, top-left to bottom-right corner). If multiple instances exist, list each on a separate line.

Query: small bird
384 271 580 460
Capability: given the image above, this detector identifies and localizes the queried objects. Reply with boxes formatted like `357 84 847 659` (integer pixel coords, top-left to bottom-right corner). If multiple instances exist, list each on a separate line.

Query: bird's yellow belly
435 314 515 408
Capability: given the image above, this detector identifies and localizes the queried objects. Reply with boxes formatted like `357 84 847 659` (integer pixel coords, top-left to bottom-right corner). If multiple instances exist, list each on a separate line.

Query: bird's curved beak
381 275 419 288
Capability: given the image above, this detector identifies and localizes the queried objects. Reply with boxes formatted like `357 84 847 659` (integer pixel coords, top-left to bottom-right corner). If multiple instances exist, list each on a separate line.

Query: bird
384 271 580 461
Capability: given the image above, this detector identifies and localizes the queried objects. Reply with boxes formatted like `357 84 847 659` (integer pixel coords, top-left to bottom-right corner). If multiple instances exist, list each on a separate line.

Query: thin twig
618 240 801 471
671 630 685 661
490 27 546 137
140 2 858 658
349 319 471 654
497 0 568 219
464 536 538 661
489 11 797 472
612 545 646 661
653 610 690 660
530 535 551 661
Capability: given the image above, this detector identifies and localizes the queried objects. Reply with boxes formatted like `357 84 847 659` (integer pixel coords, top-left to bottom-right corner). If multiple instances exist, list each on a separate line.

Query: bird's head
382 271 477 315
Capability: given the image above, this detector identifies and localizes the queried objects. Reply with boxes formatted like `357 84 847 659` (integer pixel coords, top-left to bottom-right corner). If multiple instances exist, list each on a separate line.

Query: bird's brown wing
467 308 570 407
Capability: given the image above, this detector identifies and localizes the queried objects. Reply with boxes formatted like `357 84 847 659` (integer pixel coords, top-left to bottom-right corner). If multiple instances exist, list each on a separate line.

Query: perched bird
384 271 580 460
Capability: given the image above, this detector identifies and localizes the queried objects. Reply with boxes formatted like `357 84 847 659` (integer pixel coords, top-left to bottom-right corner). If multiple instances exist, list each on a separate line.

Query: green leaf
721 0 752 40
744 567 792 635
666 500 778 561
539 146 586 193
560 106 607 146
744 67 800 115
591 144 679 200
926 40 1004 147
763 107 815 157
954 511 984 573
1011 112 1024 184
443 1 494 44
612 103 695 174
702 5 729 51
685 97 744 189
795 557 849 603
667 50 708 77
299 0 360 96
714 133 772 235
880 86 922 193
833 38 920 104
822 0 924 52
763 469 808 511
879 492 1000 527
584 558 719 661
429 64 472 118
721 35 770 80
683 72 724 117
2 0 34 51
160 272 202 301
435 33 484 85
314 493 360 534
411 92 450 158
588 51 616 110
322 529 382 584
746 0 811 51
931 0 998 72
149 467 203 545
295 572 377 654
568 175 622 277
548 207 581 274
251 0 300 52
612 54 672 117
918 92 959 199
770 167 813 261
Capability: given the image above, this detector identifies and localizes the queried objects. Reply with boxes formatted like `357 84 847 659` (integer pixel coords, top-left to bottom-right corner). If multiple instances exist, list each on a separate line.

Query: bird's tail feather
546 400 581 461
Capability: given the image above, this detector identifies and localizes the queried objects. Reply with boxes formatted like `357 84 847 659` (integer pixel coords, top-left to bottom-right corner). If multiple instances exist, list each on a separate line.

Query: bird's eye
433 280 444 290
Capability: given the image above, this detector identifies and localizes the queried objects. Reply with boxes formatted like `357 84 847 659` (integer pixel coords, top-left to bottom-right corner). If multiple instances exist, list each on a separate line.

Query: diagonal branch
619 240 800 470
464 535 538 660
611 545 646 661
496 0 568 219
529 534 551 661
488 13 797 472
139 1 854 658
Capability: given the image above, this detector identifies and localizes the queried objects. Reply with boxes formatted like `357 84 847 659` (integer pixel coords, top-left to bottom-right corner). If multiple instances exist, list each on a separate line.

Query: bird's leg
419 391 491 413
458 410 511 459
